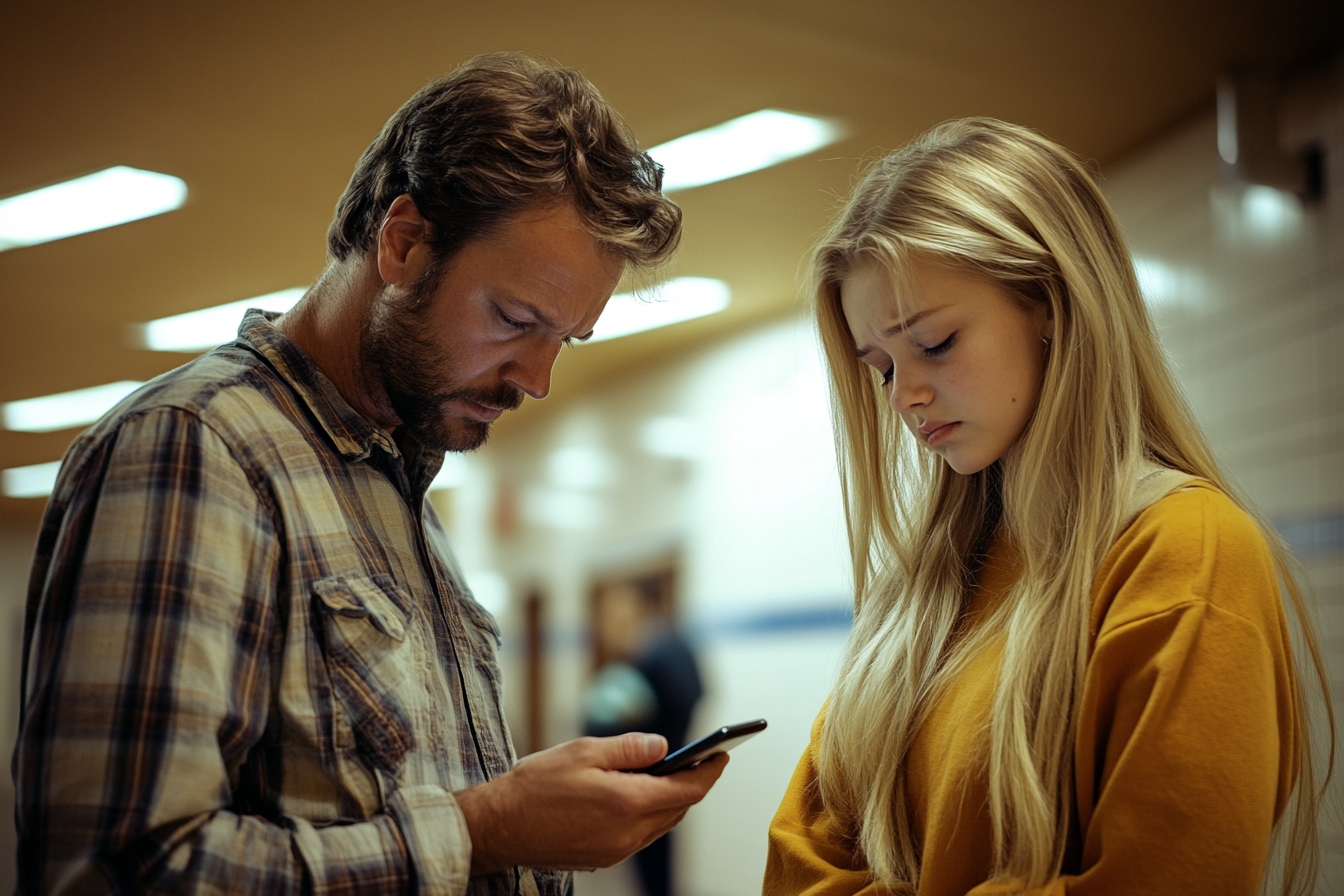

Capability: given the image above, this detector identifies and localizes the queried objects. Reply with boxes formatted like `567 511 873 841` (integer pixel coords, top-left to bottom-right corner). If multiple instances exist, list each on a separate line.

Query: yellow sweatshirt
764 482 1299 895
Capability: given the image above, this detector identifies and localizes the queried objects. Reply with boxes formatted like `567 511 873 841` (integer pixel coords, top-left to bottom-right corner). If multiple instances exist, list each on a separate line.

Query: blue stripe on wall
505 603 855 655
507 511 1341 655
1275 512 1344 557
691 604 853 640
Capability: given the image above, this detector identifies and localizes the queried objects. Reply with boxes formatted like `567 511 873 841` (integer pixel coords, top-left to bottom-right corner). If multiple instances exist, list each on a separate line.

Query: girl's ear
1033 299 1054 343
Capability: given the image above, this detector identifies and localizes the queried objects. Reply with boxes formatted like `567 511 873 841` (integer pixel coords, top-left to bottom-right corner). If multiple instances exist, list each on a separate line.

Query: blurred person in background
585 581 704 896
13 52 727 895
764 118 1333 896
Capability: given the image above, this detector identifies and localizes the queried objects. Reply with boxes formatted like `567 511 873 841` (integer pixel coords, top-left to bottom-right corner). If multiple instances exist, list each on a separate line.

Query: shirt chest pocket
312 573 418 773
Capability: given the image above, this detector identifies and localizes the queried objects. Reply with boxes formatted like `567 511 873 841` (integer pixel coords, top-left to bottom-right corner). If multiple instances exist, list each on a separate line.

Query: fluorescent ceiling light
140 287 306 352
0 166 187 252
4 380 144 433
589 277 729 343
648 110 842 192
3 461 62 499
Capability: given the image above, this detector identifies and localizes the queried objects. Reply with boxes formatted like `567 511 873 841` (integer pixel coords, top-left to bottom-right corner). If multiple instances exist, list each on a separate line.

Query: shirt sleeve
14 406 472 895
763 707 882 896
968 487 1297 896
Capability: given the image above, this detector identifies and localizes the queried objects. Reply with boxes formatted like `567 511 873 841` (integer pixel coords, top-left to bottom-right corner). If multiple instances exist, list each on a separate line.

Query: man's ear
376 194 432 287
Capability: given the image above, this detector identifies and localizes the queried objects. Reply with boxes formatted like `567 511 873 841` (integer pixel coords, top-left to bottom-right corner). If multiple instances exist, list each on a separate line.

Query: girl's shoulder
1090 481 1281 641
1123 479 1267 561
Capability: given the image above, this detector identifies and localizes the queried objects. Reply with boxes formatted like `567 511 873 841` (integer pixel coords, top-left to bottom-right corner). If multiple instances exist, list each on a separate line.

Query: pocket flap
312 574 410 642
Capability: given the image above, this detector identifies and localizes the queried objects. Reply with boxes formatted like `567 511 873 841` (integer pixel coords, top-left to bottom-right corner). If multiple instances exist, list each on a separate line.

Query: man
13 53 725 894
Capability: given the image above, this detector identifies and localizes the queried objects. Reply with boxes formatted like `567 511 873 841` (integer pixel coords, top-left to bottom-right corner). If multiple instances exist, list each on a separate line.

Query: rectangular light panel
3 380 145 433
588 277 730 343
647 110 842 193
2 461 62 499
0 166 187 252
141 288 306 352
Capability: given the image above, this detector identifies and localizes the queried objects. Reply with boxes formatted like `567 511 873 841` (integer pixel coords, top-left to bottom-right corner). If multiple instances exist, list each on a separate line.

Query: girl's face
841 256 1050 475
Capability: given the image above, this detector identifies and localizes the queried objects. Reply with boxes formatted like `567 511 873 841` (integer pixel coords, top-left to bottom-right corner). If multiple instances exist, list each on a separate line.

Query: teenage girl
764 118 1332 896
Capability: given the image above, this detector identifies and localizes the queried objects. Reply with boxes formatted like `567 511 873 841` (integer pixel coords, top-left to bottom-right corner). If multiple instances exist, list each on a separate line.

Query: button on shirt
14 310 567 895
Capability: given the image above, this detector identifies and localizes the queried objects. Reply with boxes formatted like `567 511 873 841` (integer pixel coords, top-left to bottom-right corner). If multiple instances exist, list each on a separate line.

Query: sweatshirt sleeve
763 708 881 896
969 485 1299 896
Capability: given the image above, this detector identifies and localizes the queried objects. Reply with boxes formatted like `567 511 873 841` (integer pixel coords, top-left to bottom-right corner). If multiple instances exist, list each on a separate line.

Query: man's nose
502 342 561 400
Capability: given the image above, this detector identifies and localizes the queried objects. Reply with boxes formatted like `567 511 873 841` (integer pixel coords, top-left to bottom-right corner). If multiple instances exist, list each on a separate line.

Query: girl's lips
920 421 959 446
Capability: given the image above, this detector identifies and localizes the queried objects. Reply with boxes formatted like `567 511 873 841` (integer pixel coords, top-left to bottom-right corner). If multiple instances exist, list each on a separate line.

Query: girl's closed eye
922 333 956 357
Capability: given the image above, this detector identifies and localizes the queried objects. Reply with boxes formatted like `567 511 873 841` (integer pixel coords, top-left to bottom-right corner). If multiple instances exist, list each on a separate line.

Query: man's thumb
610 731 666 769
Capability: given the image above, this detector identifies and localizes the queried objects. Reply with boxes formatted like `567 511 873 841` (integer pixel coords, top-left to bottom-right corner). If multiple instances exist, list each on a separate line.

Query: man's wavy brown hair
327 52 681 273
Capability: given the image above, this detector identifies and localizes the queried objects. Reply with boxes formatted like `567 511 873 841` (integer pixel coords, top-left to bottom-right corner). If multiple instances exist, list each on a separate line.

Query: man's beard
360 262 523 453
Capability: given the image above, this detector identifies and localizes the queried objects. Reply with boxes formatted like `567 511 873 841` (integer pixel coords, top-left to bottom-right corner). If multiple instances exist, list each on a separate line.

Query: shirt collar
236 308 399 462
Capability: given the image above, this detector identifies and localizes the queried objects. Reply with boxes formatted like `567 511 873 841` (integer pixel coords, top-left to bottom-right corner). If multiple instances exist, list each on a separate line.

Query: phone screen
633 718 767 776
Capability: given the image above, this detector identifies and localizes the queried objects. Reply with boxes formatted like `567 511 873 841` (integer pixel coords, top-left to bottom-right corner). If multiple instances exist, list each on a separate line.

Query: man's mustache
446 384 524 412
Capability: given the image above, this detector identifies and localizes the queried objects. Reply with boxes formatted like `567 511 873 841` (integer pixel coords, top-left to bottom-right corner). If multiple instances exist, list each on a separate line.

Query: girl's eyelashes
872 332 953 386
922 333 955 357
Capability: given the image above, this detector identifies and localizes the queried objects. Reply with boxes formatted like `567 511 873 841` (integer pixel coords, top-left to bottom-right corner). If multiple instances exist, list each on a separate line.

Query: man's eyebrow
500 295 594 342
853 306 945 357
505 297 562 332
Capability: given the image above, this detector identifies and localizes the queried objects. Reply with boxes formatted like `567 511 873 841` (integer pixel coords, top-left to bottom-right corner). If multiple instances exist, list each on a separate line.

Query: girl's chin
939 449 998 476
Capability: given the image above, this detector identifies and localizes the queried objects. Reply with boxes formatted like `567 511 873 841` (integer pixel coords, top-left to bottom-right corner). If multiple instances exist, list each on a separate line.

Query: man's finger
622 751 729 812
597 731 668 770
667 750 729 786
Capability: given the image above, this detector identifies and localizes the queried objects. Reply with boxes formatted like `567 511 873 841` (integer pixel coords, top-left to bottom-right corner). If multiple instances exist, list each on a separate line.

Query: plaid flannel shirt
14 310 568 896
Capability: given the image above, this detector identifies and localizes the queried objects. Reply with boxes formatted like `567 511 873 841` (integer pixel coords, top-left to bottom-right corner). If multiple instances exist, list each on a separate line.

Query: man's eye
497 308 527 330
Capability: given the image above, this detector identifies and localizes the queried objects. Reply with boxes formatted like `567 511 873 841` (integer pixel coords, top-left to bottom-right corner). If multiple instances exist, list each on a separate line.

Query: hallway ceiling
1 0 1338 522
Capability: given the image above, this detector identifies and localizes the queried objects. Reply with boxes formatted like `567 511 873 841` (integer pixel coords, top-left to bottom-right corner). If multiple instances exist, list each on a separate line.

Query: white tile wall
1104 53 1344 894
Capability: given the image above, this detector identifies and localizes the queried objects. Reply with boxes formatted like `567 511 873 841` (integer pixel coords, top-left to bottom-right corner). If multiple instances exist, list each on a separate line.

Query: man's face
361 203 623 452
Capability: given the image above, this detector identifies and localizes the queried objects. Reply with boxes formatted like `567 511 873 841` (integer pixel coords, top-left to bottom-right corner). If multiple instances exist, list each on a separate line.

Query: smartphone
633 718 767 776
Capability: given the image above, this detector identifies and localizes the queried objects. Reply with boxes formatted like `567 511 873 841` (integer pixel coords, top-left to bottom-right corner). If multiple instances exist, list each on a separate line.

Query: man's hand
455 732 727 875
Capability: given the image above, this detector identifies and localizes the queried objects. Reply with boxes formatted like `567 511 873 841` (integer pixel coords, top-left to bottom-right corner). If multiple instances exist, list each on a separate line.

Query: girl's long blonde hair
811 118 1332 894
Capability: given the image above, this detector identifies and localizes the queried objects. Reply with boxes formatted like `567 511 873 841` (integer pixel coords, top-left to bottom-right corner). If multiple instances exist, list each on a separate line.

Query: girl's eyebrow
854 306 948 357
